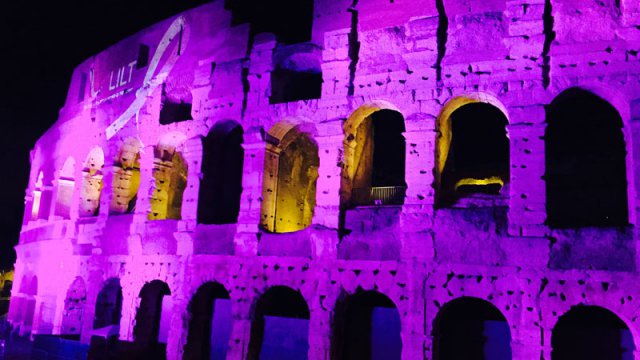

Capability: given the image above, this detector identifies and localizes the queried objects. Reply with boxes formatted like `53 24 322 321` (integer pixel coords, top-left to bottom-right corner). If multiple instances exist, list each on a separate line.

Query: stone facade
8 0 640 359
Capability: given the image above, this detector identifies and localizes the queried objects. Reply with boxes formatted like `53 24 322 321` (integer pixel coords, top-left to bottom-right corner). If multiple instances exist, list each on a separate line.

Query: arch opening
437 100 509 207
60 277 86 338
432 297 512 360
31 171 46 220
133 280 172 358
149 134 188 220
197 121 244 225
260 122 319 233
333 290 402 360
342 107 406 207
93 278 123 332
54 157 76 219
110 138 141 214
248 286 310 360
79 147 105 217
552 305 635 360
546 88 629 227
183 282 232 360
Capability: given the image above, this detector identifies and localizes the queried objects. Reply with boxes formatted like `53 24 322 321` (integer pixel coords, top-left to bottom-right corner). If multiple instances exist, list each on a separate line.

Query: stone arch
31 171 45 220
54 157 76 219
60 276 86 337
432 296 512 360
247 285 310 360
260 120 319 233
545 87 629 227
341 101 407 207
197 120 244 225
93 278 123 331
332 289 402 360
435 93 510 206
110 138 142 214
551 305 635 360
133 280 172 358
149 132 188 220
183 282 232 360
79 147 105 217
22 275 38 333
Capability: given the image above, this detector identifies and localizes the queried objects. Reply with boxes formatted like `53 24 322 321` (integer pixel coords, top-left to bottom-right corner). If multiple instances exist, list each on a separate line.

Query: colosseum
7 0 640 359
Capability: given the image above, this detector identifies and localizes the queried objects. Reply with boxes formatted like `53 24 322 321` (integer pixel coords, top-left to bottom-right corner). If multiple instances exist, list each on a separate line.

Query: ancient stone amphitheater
8 0 640 359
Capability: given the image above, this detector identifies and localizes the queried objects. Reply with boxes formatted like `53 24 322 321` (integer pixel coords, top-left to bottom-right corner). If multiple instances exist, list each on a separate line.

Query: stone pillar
227 317 252 359
313 135 343 230
165 295 189 360
507 106 548 237
235 130 265 256
320 29 351 99
308 308 331 360
98 165 116 218
80 267 104 344
119 282 140 342
179 136 203 224
31 294 56 336
129 145 155 245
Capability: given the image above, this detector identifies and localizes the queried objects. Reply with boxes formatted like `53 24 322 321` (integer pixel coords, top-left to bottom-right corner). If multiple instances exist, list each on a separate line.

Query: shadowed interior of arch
438 102 509 207
197 121 244 225
551 305 635 360
133 280 172 359
346 109 406 207
432 297 512 360
333 290 402 360
183 282 232 360
545 88 628 228
261 123 319 233
247 286 310 360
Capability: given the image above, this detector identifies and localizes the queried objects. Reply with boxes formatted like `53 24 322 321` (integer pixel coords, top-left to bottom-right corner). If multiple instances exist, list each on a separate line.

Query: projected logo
104 16 190 140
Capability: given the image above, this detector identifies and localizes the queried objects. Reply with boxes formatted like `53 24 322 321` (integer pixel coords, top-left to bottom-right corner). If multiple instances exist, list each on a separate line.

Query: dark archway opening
89 278 123 359
552 305 635 360
546 88 628 227
440 103 509 206
433 297 512 360
350 110 406 206
183 282 232 360
333 290 402 360
247 286 310 360
93 278 123 331
133 280 171 359
197 121 244 225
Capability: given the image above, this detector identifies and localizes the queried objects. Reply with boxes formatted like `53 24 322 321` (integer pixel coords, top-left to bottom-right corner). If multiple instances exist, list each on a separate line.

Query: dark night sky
0 0 213 270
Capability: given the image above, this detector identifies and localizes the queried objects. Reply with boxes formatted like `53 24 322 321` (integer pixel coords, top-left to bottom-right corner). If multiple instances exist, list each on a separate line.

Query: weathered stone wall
8 0 640 359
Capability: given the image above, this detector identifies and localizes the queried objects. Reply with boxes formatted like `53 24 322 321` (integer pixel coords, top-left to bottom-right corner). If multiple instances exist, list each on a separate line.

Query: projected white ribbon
105 16 190 140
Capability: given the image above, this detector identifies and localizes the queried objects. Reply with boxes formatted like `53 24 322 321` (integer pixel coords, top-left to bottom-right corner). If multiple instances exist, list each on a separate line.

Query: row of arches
32 87 632 231
45 276 637 360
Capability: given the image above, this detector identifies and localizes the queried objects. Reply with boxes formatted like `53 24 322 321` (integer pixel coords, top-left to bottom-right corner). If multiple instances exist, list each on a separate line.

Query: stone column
507 105 547 237
165 295 189 360
235 130 266 256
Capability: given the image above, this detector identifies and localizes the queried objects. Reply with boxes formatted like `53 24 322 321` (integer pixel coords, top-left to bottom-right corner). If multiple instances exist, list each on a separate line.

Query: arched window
93 278 123 331
197 121 244 225
436 97 509 207
248 286 310 360
333 290 402 360
22 276 38 333
54 157 76 219
134 280 172 358
261 122 319 233
31 172 45 220
110 138 141 214
149 133 188 220
546 88 628 227
432 297 512 360
183 282 232 360
89 278 123 357
79 147 105 217
60 277 86 337
552 305 635 360
342 104 406 207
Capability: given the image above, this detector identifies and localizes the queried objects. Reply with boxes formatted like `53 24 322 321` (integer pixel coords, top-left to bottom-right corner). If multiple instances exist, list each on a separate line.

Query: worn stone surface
7 0 640 359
